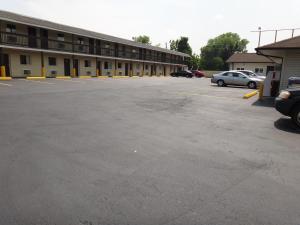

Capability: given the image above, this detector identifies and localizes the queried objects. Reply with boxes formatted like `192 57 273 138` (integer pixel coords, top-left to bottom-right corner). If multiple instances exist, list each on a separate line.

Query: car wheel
217 80 225 87
291 104 300 128
248 82 257 89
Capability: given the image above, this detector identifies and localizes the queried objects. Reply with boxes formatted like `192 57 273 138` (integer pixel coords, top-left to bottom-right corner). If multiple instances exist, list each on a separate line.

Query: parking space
0 77 300 225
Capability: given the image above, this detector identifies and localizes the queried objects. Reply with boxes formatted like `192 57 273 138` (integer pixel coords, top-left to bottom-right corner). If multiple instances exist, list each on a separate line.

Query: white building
256 36 300 91
226 53 279 76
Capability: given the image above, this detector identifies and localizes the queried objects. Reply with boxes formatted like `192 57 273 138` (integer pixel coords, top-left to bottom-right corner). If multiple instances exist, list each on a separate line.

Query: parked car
275 88 300 127
275 77 300 127
171 70 193 78
211 71 263 89
192 70 205 78
235 70 266 80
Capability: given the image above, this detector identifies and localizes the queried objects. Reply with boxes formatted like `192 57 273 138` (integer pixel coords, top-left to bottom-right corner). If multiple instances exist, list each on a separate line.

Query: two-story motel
0 10 190 80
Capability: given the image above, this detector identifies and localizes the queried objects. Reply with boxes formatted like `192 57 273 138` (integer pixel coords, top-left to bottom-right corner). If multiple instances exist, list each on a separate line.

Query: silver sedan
211 71 263 89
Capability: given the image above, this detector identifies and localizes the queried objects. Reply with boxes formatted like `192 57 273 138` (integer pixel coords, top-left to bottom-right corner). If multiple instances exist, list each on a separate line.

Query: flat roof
0 10 190 57
226 53 274 63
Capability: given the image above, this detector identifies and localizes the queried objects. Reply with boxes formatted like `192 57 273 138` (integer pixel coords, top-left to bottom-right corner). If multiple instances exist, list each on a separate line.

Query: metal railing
0 31 186 64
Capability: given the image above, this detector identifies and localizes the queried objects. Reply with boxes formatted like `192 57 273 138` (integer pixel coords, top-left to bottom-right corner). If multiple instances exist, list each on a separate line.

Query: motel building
0 10 189 80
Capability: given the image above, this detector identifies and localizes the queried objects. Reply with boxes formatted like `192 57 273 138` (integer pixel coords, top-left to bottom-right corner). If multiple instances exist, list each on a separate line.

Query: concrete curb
56 76 71 79
0 77 12 81
243 90 258 99
27 77 46 80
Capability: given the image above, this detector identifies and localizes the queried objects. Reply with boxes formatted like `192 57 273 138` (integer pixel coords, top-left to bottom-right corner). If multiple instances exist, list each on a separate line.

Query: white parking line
57 79 85 83
22 79 55 85
0 82 12 86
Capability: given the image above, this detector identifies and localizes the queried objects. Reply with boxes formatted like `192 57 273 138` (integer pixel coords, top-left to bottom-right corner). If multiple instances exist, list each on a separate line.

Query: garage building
226 53 280 76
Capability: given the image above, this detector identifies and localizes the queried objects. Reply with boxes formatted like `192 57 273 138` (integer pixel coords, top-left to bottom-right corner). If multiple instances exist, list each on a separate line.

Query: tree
200 33 249 70
132 35 151 45
189 54 201 70
169 37 192 55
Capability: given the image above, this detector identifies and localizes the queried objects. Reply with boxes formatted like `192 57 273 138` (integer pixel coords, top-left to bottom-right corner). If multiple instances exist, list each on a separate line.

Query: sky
1 0 300 54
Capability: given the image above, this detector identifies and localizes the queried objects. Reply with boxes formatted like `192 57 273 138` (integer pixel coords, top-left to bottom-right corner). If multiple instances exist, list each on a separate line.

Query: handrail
0 31 186 64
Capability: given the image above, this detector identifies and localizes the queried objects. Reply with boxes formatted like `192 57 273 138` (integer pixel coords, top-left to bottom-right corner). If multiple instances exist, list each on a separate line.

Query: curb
0 77 12 81
27 77 46 80
56 76 71 79
243 90 258 99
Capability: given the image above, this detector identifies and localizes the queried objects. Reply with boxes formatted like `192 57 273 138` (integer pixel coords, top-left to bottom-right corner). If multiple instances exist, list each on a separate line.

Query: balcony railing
0 31 187 65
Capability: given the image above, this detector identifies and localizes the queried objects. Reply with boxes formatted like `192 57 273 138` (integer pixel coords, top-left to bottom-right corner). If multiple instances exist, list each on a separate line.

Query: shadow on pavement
210 84 248 89
274 118 300 134
252 98 275 108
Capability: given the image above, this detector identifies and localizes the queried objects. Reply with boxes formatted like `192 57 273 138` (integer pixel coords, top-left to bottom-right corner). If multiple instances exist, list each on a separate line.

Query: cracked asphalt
0 77 300 225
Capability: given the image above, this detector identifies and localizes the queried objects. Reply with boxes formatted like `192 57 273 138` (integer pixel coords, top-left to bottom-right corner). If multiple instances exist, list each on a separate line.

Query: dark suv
275 88 300 127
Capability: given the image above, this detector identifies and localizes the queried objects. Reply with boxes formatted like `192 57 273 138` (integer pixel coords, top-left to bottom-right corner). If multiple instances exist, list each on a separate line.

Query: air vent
86 71 91 75
119 72 122 75
51 71 57 75
107 71 110 75
23 69 31 75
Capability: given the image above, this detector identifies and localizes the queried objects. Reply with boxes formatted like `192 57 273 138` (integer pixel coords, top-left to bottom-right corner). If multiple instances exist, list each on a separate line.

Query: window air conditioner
23 69 31 76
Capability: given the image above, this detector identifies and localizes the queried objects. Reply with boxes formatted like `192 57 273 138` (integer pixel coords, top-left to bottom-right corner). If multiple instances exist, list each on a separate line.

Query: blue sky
1 0 300 54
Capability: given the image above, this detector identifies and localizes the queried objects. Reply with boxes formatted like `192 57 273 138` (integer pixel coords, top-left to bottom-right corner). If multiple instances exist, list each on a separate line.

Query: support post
0 48 6 78
41 52 46 77
72 55 76 78
114 59 117 76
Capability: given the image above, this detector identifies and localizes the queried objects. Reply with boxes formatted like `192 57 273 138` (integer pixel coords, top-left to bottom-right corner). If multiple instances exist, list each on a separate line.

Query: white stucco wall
280 51 300 90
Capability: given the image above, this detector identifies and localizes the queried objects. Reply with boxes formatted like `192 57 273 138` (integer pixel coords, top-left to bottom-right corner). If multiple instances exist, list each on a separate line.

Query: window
145 65 149 70
222 73 229 76
104 62 112 69
48 57 57 66
240 68 245 70
20 55 31 65
77 38 84 45
57 33 64 41
236 68 240 70
118 63 122 69
255 68 264 73
84 60 91 67
232 73 239 77
6 24 16 33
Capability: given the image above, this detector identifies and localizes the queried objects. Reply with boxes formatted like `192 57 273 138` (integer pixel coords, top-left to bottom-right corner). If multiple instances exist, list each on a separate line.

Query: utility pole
258 27 262 47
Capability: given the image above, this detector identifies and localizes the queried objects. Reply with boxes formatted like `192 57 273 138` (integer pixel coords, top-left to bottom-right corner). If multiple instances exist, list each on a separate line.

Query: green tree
200 33 249 70
189 54 201 70
169 37 192 55
132 35 151 45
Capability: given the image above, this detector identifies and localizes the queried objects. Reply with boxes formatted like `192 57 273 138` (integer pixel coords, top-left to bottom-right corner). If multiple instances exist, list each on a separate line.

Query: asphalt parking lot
0 77 300 225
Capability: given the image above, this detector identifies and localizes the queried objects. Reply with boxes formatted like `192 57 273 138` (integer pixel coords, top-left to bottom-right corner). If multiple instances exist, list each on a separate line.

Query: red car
192 70 205 78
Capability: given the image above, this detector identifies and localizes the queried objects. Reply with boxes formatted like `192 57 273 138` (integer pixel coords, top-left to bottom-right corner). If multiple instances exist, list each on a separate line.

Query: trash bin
271 80 280 97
